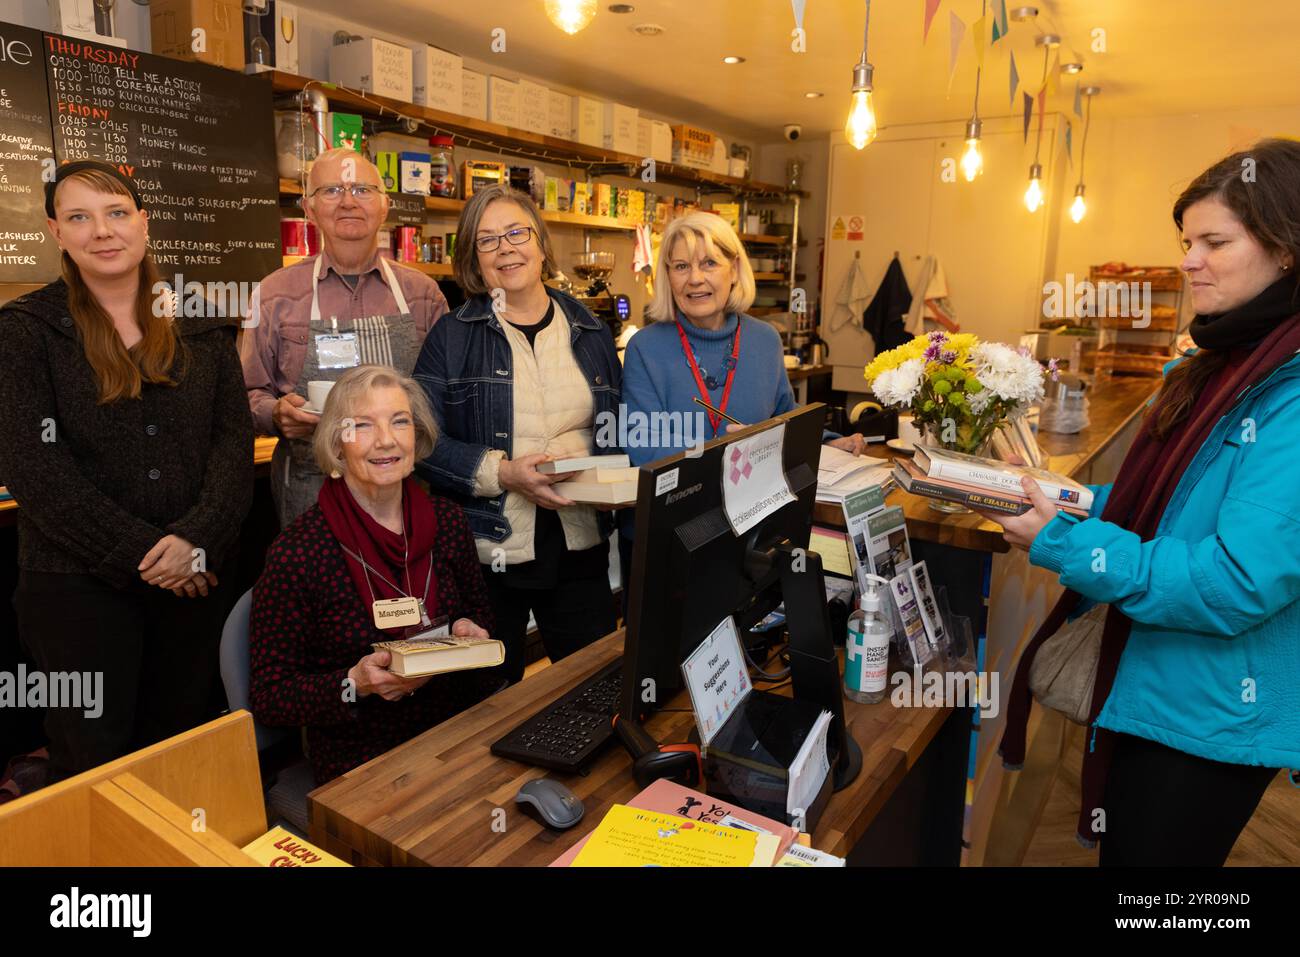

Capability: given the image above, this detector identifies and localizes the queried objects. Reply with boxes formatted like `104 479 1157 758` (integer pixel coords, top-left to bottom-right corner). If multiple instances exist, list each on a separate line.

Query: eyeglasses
475 226 534 253
311 183 384 203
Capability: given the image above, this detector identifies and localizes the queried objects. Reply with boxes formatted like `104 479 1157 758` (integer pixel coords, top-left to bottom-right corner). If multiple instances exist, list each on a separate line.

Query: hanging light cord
1032 44 1050 164
1078 91 1092 186
861 0 871 64
971 0 986 121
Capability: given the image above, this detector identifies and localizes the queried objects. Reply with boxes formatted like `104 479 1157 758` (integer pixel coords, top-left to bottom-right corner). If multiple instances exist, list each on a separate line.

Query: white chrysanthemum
967 388 994 415
871 357 926 407
970 343 1044 408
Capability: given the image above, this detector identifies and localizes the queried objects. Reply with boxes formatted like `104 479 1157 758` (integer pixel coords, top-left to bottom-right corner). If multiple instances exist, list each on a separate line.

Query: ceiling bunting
1074 79 1083 117
1065 120 1073 168
1046 50 1061 95
973 15 987 69
924 0 942 43
1022 91 1033 143
948 11 966 92
991 0 1009 42
792 0 807 30
1008 49 1019 106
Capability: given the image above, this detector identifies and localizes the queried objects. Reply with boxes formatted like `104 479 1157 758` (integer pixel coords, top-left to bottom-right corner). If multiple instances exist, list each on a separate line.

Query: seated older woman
249 365 501 784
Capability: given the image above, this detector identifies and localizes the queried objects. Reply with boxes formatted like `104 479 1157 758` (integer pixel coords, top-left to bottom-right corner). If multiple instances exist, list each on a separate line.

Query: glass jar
428 136 456 198
275 111 317 181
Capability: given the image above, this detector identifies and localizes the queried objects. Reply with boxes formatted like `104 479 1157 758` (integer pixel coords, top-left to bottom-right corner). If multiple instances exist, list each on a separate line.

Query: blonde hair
313 366 439 476
648 211 756 322
453 184 557 296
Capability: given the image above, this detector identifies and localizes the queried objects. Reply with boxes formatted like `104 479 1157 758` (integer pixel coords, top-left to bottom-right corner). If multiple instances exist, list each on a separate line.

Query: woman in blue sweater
619 212 864 598
622 212 864 463
987 139 1300 866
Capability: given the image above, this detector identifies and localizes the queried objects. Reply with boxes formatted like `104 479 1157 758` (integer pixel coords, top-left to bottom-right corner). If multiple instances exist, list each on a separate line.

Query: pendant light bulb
1070 185 1087 223
960 118 983 182
544 0 597 35
845 62 877 150
1024 163 1043 212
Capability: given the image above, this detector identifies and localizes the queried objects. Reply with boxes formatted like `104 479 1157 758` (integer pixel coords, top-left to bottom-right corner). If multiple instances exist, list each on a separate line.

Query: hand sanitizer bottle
845 574 893 704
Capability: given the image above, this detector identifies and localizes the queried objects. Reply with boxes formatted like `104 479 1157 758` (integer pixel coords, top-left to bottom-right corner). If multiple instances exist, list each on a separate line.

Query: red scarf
1000 311 1300 847
317 476 440 625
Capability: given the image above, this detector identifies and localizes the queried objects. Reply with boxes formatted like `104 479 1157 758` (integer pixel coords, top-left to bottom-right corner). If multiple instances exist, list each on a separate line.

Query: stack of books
893 446 1092 518
538 454 637 505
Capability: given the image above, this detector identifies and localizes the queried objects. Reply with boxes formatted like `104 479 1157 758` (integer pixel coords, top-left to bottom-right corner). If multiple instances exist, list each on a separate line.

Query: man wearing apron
242 148 449 526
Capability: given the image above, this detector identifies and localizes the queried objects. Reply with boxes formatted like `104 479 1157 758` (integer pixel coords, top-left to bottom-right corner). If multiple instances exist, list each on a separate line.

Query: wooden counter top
307 628 950 866
812 377 1160 552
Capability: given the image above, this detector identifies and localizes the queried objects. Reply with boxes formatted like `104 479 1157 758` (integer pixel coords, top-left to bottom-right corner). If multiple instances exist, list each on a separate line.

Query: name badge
373 596 422 629
316 333 360 369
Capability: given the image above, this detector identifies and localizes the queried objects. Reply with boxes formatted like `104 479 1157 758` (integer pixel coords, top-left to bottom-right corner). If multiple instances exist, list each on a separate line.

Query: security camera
783 124 803 142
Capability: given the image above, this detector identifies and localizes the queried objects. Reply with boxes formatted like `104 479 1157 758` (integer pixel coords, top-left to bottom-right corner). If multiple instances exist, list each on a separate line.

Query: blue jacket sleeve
1086 482 1113 518
412 320 493 497
1029 401 1300 637
621 333 676 467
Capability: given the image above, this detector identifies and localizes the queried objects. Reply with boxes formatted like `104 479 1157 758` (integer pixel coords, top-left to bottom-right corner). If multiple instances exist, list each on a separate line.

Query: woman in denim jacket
414 185 622 683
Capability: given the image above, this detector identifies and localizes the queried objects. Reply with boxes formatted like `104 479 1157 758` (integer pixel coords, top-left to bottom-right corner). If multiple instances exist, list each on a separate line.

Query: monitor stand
774 542 863 791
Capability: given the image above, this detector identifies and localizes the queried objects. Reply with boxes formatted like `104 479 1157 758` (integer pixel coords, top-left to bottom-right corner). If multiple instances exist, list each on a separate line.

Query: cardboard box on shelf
411 45 462 112
574 181 590 215
596 182 611 218
461 69 488 120
375 152 400 192
728 157 748 179
517 79 549 135
329 37 413 102
572 96 604 148
150 0 242 69
544 177 559 212
671 124 716 170
327 112 363 151
548 90 572 139
711 139 729 174
487 76 521 127
399 152 431 195
462 161 507 198
603 102 639 154
648 120 673 164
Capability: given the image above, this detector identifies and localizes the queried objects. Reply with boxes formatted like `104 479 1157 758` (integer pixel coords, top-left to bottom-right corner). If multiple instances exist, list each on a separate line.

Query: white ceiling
300 0 1300 141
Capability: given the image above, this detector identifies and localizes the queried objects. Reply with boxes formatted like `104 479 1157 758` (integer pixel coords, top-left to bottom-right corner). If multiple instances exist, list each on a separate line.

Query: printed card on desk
908 561 948 653
570 805 780 867
721 423 795 536
889 572 933 667
681 616 751 747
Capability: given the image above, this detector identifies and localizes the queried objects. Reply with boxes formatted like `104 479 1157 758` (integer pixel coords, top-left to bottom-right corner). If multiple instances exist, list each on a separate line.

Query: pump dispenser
844 574 894 703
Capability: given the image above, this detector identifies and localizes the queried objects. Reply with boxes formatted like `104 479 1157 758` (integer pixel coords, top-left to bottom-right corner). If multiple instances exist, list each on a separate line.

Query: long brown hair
1148 138 1300 438
55 169 183 403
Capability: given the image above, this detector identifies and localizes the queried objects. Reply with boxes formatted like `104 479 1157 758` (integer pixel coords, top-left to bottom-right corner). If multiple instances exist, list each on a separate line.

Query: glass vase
919 424 995 514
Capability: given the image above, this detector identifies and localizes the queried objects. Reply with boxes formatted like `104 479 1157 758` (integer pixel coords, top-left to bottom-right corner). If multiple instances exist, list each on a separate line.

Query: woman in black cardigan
0 161 253 790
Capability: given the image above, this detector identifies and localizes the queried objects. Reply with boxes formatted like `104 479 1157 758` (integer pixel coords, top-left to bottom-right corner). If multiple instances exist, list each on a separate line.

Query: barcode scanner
612 714 702 789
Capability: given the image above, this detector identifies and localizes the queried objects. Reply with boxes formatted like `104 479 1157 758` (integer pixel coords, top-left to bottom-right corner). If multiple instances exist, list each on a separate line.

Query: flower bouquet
865 332 1054 512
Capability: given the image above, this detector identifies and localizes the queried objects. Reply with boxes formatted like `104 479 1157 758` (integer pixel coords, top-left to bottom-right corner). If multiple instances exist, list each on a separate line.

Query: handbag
1028 603 1107 725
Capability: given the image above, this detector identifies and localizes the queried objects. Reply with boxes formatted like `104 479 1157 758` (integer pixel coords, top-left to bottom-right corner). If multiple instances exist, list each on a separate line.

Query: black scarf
1188 275 1299 350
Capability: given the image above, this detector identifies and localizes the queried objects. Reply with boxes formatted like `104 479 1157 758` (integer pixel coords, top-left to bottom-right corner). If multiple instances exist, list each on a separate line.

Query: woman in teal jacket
988 139 1300 866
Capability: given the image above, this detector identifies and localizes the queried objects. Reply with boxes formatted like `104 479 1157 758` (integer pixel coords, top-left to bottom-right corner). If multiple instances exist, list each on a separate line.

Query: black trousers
13 570 231 783
1099 731 1278 867
484 565 617 685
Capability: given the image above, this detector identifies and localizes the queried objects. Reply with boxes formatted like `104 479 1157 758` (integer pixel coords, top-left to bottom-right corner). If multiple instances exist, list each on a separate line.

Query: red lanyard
676 318 742 436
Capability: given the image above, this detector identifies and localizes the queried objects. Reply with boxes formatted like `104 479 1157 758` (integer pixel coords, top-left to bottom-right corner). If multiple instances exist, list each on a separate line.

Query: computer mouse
515 778 585 830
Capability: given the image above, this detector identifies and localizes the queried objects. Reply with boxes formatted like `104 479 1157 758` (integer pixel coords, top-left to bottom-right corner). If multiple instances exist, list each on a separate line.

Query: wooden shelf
271 71 789 196
278 179 635 230
281 255 452 277
753 272 787 282
739 234 787 246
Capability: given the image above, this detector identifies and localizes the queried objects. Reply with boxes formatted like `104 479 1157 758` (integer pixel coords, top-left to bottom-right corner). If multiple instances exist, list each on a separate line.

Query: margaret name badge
373 596 422 630
316 332 360 369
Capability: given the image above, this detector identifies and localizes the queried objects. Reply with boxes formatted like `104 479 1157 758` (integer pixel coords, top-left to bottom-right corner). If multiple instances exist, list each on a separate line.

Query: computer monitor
620 404 862 789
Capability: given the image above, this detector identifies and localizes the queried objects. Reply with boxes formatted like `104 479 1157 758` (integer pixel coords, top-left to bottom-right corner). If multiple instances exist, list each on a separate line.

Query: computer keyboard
489 660 623 773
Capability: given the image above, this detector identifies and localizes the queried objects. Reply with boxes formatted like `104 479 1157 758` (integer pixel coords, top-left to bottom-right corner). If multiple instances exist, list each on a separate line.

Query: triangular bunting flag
1023 91 1033 143
995 0 1009 40
1065 121 1074 168
973 16 987 69
1074 80 1083 117
948 11 966 89
924 0 942 42
1047 50 1061 95
1037 89 1046 141
1008 50 1019 105
791 0 807 30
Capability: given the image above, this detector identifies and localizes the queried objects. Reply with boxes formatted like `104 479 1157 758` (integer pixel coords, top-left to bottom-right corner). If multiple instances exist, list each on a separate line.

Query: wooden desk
787 363 832 405
307 630 955 866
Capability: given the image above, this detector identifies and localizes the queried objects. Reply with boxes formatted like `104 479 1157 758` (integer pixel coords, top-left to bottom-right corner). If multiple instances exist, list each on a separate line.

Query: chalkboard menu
0 23 60 281
0 19 280 285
